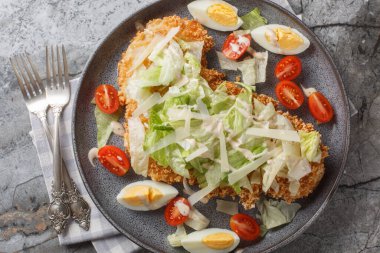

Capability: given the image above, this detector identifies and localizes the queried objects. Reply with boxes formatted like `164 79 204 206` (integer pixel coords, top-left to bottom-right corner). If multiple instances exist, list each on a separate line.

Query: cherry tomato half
222 33 251 60
98 145 130 176
308 91 334 123
230 213 260 241
275 80 305 110
95 84 120 114
275 56 302 81
164 197 191 226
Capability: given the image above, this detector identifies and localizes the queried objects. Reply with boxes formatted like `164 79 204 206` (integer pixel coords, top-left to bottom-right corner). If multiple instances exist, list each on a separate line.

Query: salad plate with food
73 0 350 252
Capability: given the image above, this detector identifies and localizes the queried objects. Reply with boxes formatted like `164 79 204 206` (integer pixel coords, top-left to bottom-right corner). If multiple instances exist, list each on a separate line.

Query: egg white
187 0 243 31
116 180 178 211
181 228 240 253
251 24 310 55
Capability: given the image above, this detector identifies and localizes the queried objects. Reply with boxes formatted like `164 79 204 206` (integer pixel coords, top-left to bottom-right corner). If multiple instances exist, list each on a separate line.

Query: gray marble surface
0 0 379 252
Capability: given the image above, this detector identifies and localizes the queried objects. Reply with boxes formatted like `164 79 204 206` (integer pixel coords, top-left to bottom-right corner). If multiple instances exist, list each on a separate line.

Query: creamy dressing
237 35 250 45
174 200 191 216
88 147 99 167
230 42 240 53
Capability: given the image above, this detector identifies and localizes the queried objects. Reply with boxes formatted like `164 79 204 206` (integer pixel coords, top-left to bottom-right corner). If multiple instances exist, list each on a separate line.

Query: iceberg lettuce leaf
299 131 322 163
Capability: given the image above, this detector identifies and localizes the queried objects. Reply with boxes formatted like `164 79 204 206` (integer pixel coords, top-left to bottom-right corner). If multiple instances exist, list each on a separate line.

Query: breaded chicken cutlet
117 16 328 209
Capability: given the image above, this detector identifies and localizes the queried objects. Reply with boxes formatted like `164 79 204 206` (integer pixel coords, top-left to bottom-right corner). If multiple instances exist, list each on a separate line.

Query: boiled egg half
181 228 240 253
251 24 310 55
116 180 178 211
187 0 243 31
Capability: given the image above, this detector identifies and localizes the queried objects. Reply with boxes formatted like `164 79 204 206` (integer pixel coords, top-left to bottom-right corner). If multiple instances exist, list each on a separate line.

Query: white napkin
29 78 137 249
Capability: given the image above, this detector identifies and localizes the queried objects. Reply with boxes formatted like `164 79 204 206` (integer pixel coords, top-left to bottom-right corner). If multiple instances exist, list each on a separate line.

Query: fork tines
10 53 44 99
45 45 70 90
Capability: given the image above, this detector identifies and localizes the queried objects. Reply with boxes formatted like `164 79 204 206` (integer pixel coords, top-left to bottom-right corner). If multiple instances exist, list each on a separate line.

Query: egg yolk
274 27 304 50
202 233 235 250
121 186 163 206
207 3 237 26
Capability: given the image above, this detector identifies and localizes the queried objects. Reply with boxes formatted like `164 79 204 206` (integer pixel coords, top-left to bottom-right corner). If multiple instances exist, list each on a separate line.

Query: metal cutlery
10 46 90 234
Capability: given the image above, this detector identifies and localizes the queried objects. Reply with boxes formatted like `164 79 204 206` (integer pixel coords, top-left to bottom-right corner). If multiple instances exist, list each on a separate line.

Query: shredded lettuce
299 131 322 163
236 175 253 193
129 65 162 87
253 99 276 121
217 51 240 71
179 40 204 62
237 51 268 85
223 83 253 134
184 52 201 78
241 7 268 30
217 51 268 85
95 106 121 148
158 41 184 85
122 35 322 200
125 77 152 104
257 199 301 229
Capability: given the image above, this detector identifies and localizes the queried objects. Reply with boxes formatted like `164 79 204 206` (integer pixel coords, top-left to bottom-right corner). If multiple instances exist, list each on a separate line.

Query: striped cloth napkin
29 78 140 250
29 1 335 252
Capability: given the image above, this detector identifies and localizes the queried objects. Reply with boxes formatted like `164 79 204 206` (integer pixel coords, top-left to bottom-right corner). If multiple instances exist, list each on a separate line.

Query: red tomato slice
275 56 302 81
275 80 305 110
98 145 130 176
164 197 191 226
230 213 260 241
222 33 251 60
308 91 334 123
95 84 120 114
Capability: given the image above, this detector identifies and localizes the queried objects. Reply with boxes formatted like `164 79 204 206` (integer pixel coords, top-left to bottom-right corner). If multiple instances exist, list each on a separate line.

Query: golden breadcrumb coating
118 16 328 209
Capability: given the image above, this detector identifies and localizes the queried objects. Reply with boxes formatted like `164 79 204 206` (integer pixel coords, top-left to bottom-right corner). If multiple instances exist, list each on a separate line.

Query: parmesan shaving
228 147 282 185
188 183 219 206
128 117 149 176
149 27 180 61
185 207 210 231
246 127 301 142
185 146 209 162
132 92 161 117
219 128 230 173
182 179 209 204
216 200 238 215
128 35 163 74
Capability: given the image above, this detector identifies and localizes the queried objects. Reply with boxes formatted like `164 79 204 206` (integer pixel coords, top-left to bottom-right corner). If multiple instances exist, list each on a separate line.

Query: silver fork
10 53 71 233
10 48 90 233
45 45 91 231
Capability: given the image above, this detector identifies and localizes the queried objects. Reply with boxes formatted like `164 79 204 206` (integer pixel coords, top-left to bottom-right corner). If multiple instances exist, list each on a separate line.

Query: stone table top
0 0 379 252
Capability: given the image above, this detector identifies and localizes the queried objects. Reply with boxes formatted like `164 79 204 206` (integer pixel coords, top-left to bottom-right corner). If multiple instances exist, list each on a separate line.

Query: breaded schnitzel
117 16 328 209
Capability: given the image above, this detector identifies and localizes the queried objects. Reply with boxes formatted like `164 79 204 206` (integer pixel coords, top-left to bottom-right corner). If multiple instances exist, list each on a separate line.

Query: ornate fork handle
48 106 71 234
37 111 91 231
48 181 70 234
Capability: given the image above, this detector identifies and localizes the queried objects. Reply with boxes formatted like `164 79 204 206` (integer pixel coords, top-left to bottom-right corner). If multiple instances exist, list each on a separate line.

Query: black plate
72 1 350 252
